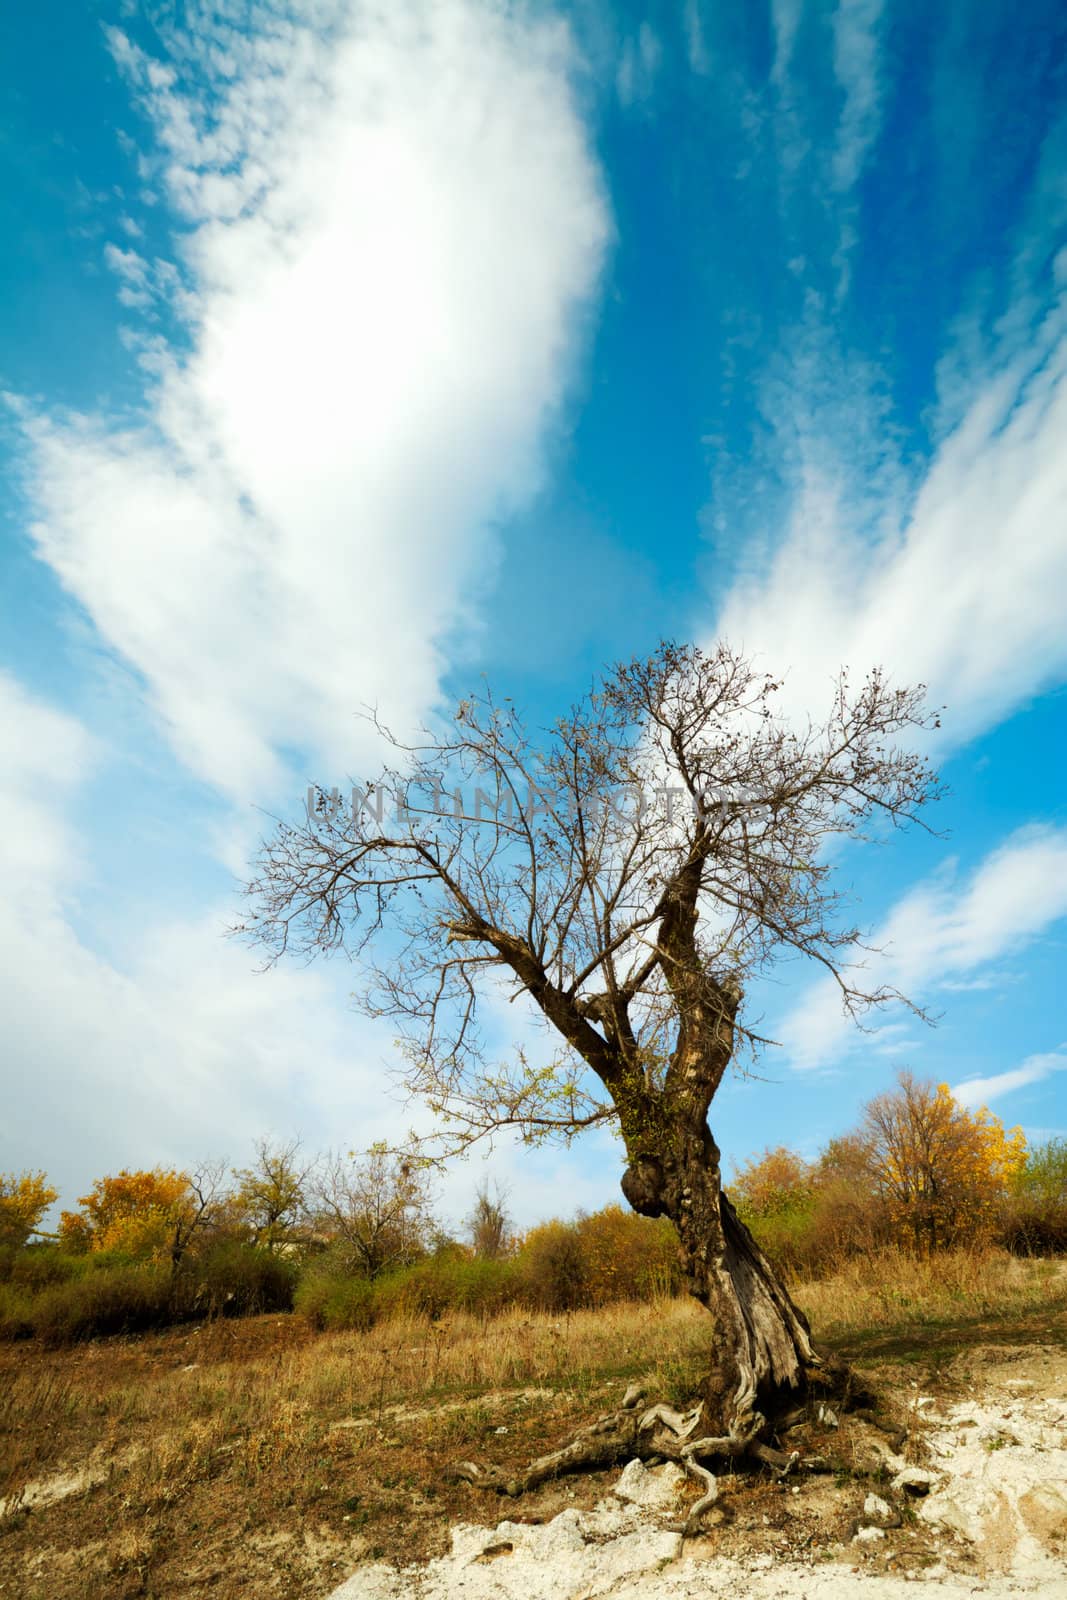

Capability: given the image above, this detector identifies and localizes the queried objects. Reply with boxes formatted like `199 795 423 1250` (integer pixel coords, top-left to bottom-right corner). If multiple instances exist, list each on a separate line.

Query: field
1 1251 1065 1599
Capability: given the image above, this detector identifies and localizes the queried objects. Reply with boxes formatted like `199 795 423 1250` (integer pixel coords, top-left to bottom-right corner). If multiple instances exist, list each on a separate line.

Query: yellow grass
0 1249 1063 1599
796 1246 1066 1337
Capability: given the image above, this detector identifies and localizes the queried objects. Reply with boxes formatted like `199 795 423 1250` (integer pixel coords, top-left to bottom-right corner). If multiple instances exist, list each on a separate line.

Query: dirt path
327 1345 1067 1599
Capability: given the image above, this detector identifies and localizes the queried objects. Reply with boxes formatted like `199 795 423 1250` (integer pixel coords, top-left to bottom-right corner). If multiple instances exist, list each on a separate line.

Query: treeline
0 1142 679 1344
731 1071 1067 1275
2 1072 1064 1344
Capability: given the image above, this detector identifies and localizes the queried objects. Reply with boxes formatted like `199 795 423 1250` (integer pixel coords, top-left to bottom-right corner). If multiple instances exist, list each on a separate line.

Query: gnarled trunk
622 1123 818 1434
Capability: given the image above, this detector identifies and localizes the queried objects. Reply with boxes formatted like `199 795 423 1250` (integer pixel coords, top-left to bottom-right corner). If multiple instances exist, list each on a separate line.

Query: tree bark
622 1122 818 1434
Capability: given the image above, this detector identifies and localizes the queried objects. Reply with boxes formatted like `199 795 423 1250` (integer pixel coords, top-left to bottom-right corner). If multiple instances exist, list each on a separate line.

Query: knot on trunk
621 1155 666 1217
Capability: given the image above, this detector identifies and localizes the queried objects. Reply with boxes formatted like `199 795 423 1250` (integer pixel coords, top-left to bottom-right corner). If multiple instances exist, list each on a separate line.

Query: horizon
2 0 1065 1233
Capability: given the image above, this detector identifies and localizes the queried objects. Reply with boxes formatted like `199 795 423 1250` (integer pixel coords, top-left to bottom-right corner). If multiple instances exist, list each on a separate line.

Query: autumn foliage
58 1168 195 1260
862 1072 1027 1251
0 1073 1062 1343
0 1172 58 1248
730 1071 1031 1272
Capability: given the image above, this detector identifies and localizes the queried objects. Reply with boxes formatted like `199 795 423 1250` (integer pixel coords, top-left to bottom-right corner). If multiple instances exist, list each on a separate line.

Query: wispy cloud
616 22 663 109
0 669 622 1223
953 1051 1067 1111
781 825 1067 1072
15 0 609 802
712 283 1067 751
0 671 408 1199
830 0 885 194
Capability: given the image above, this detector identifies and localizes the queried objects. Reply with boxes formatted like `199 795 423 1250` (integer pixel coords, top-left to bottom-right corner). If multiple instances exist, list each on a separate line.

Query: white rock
854 1524 887 1542
891 1466 939 1495
864 1493 894 1522
612 1459 685 1510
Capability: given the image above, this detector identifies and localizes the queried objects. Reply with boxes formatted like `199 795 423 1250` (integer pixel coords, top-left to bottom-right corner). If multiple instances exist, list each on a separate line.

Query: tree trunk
622 1123 818 1434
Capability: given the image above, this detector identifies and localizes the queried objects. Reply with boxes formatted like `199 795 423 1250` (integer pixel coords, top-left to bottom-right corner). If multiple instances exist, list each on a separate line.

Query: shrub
193 1241 297 1316
381 1254 520 1321
573 1207 680 1304
0 1243 85 1290
294 1264 377 1331
518 1219 589 1311
14 1264 175 1344
1000 1138 1067 1255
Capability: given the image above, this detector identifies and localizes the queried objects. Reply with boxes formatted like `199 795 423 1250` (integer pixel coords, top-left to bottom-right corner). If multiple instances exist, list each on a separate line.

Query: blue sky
2 0 1066 1231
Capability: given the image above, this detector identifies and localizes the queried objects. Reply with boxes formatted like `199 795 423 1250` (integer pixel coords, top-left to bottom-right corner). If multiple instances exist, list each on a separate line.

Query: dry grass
0 1250 1064 1599
797 1248 1067 1362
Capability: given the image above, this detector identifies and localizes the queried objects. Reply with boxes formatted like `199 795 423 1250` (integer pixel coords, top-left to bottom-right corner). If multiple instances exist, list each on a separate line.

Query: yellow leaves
0 1170 58 1247
58 1167 192 1260
863 1073 1028 1252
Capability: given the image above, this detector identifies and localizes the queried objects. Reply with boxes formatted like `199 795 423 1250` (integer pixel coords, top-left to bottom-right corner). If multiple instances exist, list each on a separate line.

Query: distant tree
243 642 939 1448
1013 1136 1067 1206
310 1145 433 1278
466 1179 511 1259
167 1162 229 1273
58 1163 227 1270
0 1171 58 1248
232 1137 312 1250
729 1146 814 1221
860 1071 1026 1252
1003 1136 1067 1254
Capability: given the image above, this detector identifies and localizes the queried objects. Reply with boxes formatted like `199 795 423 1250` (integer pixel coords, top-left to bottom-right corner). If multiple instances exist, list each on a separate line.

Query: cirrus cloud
15 0 609 801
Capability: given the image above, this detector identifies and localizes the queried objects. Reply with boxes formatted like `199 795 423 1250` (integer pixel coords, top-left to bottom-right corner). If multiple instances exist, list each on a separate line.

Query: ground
0 1255 1064 1598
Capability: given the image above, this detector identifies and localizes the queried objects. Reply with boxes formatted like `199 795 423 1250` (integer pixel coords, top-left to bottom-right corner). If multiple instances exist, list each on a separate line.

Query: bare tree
169 1159 228 1276
466 1179 511 1259
310 1144 433 1278
242 642 939 1448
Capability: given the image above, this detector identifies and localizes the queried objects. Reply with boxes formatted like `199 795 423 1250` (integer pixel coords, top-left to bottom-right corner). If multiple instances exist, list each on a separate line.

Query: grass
0 1250 1064 1599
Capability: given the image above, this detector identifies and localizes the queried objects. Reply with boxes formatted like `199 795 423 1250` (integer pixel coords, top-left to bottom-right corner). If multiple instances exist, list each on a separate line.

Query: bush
573 1206 680 1304
294 1263 377 1331
999 1138 1067 1256
376 1255 520 1321
192 1241 297 1316
518 1220 589 1311
0 1243 86 1291
3 1264 175 1344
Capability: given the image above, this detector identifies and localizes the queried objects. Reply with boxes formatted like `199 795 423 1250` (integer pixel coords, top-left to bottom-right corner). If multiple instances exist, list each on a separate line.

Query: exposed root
451 1370 910 1535
679 1453 717 1536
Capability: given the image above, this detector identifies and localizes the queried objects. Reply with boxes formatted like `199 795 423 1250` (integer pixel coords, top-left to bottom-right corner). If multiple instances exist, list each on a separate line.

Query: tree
58 1163 226 1270
310 1144 433 1278
466 1179 511 1259
860 1071 1027 1252
0 1171 58 1248
243 641 939 1444
232 1137 312 1251
729 1146 814 1221
1004 1137 1067 1254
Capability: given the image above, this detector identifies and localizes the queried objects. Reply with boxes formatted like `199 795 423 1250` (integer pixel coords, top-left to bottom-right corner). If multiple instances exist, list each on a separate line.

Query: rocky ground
327 1345 1067 1600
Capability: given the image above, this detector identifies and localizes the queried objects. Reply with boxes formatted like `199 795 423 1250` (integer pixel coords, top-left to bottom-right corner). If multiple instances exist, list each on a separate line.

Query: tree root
451 1375 910 1535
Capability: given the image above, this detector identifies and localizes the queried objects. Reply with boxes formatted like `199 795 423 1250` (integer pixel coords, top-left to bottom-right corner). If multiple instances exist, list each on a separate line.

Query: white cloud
103 243 153 308
17 0 608 802
616 23 663 109
770 0 803 87
830 0 885 194
683 0 709 76
0 672 97 898
0 672 412 1207
0 670 624 1225
781 825 1067 1072
713 288 1067 749
952 1052 1067 1111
